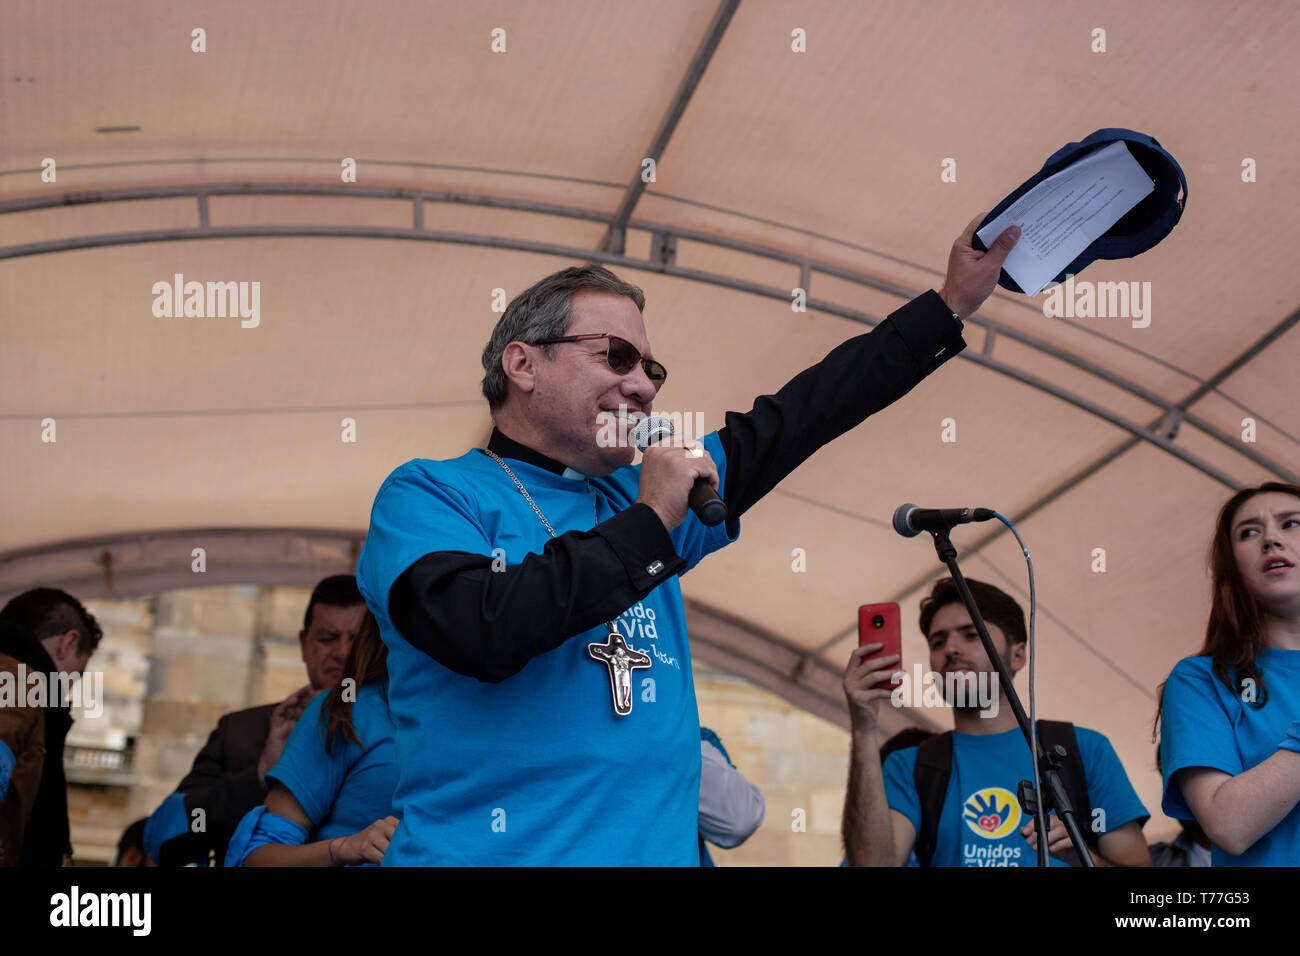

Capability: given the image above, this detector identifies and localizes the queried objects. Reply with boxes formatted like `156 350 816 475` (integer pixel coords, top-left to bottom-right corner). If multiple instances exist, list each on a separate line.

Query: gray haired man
357 215 1020 865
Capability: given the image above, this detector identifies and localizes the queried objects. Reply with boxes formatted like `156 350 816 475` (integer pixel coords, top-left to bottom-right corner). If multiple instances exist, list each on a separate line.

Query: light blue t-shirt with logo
882 725 1148 866
357 429 738 865
1161 649 1300 866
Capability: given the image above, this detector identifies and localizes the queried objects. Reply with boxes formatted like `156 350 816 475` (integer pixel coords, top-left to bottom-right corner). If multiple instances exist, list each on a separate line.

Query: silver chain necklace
481 448 651 716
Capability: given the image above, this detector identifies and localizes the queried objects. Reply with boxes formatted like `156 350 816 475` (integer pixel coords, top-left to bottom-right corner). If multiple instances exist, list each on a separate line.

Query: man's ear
1008 640 1027 675
299 628 308 661
39 629 78 669
56 629 81 664
501 342 538 396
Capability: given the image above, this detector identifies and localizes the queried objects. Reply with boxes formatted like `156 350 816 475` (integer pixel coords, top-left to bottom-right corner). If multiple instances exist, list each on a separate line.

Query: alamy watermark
889 664 1000 717
50 886 150 935
151 273 260 328
0 666 102 718
596 405 706 449
1041 273 1150 328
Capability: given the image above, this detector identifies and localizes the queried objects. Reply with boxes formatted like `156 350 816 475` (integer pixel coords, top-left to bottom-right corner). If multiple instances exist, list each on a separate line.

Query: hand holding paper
939 215 1021 320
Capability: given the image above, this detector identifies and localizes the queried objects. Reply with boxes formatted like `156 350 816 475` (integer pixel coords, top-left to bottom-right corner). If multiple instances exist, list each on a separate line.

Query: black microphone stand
926 525 1095 868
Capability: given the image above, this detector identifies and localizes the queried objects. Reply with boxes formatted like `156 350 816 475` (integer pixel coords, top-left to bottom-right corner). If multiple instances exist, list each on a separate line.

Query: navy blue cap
974 129 1188 294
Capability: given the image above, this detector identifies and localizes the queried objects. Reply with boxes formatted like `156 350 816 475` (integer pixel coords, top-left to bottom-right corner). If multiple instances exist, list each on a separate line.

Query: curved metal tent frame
3 183 1295 491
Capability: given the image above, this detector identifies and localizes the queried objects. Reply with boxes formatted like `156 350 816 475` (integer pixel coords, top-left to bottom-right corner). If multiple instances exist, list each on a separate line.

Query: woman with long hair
1157 481 1300 864
226 608 399 866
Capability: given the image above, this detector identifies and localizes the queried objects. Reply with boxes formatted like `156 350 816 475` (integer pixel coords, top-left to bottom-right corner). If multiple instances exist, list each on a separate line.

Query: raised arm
389 293 958 684
718 217 1018 519
841 644 914 867
380 219 1018 685
718 291 962 520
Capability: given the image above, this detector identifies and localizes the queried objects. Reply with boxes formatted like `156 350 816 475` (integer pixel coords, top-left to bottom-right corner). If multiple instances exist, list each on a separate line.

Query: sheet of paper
976 140 1155 296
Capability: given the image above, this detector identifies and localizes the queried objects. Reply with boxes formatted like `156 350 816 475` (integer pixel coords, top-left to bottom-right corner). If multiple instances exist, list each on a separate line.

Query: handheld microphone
892 503 995 538
631 415 728 527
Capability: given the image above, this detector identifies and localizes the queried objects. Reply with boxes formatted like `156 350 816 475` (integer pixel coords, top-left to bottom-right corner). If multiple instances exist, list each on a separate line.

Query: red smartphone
858 602 903 691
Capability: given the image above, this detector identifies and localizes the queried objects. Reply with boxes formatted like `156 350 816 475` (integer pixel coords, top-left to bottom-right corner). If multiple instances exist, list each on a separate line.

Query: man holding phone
841 577 1152 867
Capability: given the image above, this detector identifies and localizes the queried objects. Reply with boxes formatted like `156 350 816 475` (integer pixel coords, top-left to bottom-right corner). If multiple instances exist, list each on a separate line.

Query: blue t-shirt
267 682 397 848
882 725 1148 867
1160 650 1300 866
357 429 738 865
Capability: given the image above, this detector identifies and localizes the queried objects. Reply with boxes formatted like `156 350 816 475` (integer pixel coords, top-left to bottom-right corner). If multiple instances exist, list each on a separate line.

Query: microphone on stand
892 503 995 538
631 415 728 527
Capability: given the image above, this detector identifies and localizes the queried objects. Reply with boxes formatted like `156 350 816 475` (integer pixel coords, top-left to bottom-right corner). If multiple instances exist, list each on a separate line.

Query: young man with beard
842 577 1152 867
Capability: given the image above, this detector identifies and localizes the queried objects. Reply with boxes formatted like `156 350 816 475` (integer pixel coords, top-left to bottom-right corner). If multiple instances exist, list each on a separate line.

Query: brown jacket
0 651 51 866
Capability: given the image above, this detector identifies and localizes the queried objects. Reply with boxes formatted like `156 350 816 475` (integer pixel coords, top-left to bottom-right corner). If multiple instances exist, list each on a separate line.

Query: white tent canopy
3 0 1298 827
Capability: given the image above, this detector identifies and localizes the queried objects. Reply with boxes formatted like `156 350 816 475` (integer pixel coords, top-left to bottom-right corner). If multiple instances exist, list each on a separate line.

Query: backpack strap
1037 720 1097 849
911 732 954 868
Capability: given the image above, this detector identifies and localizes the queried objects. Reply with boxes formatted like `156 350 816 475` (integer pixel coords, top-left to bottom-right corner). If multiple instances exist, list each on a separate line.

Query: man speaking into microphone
357 215 1019 865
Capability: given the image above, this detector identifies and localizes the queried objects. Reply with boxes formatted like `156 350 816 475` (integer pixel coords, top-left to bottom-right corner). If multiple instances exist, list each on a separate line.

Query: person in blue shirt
225 609 398 866
698 726 764 866
842 577 1152 866
357 218 1020 865
1158 481 1300 866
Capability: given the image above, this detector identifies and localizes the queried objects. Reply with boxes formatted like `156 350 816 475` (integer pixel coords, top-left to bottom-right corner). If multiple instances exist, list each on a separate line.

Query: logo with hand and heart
962 787 1021 840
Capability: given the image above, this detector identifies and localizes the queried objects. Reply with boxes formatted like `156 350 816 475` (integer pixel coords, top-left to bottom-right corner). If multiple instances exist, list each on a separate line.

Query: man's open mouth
599 407 646 422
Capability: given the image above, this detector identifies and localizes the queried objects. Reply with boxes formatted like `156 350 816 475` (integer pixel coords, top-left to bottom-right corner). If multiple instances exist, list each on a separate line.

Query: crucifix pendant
587 628 652 716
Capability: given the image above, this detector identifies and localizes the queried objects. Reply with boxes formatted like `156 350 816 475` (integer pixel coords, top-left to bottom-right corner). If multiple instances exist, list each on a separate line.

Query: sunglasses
532 333 667 386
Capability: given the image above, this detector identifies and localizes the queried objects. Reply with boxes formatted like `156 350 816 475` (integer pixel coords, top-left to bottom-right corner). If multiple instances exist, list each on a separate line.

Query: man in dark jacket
0 588 102 867
148 574 365 865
